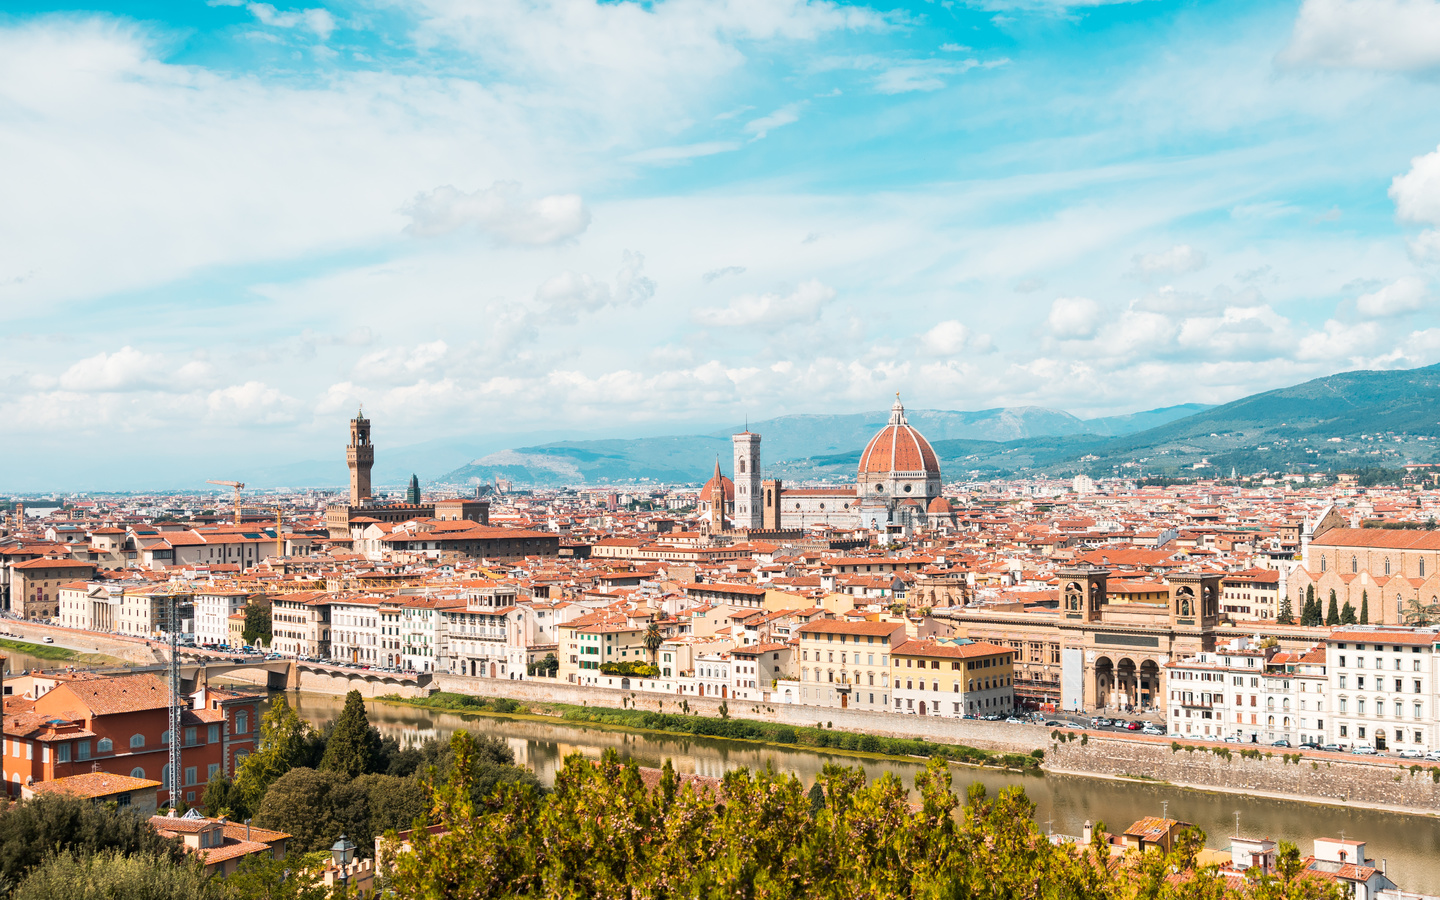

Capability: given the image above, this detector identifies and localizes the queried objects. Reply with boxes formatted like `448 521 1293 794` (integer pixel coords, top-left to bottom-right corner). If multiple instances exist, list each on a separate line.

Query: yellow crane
206 480 245 526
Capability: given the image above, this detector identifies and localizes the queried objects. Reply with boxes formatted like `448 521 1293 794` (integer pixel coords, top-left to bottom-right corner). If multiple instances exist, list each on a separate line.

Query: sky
4 0 1440 491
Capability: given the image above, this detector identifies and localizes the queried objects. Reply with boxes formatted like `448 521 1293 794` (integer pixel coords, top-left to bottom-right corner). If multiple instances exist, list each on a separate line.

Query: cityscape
6 0 1440 897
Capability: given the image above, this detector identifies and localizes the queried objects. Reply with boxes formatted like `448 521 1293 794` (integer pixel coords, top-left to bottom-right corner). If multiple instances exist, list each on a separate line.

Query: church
698 395 955 536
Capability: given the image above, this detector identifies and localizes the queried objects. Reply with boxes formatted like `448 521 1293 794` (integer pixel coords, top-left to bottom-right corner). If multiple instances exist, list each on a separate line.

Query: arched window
1352 556 1358 574
129 734 145 749
1385 558 1391 575
1267 715 1274 726
130 767 145 779
1321 557 1327 573
97 738 112 753
160 764 169 788
1266 697 1275 710
1421 559 1427 577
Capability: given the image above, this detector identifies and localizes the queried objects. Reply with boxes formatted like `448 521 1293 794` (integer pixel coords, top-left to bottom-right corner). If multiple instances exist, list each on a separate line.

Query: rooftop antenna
1162 801 1169 820
1234 810 1240 837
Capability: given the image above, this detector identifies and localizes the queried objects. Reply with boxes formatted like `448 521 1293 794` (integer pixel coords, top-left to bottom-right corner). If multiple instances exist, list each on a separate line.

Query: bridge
128 656 434 694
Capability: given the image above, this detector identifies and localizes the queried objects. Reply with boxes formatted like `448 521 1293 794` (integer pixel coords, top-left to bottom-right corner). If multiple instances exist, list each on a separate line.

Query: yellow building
558 619 649 685
795 620 907 710
889 639 1015 718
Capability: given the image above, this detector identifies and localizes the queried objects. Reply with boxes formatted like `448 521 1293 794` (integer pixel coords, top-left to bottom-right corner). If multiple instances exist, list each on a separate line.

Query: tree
644 621 664 665
1302 585 1318 626
319 690 381 779
1276 594 1294 625
1325 590 1340 627
202 773 233 818
1403 597 1440 627
1360 590 1369 625
223 851 330 900
11 849 216 900
0 794 185 889
255 768 345 854
1340 601 1357 625
241 601 272 647
231 694 319 819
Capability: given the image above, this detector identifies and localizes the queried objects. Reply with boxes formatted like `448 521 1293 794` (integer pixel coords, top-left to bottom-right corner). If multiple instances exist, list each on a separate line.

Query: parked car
1271 739 1292 748
1398 749 1425 759
42 636 54 644
1124 721 1143 731
1321 743 1342 753
1141 725 1164 736
1222 735 1242 744
1299 742 1320 750
1044 720 1066 727
1350 744 1377 755
1005 716 1026 724
1425 750 1440 762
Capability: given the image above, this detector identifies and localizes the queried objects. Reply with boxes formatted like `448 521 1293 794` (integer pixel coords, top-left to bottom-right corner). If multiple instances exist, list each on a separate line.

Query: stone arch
1064 581 1084 613
1094 656 1114 709
1175 586 1195 618
1138 659 1160 709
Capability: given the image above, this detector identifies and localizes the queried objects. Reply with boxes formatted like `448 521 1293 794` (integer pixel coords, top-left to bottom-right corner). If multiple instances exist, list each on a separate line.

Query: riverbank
377 691 1045 771
0 636 127 668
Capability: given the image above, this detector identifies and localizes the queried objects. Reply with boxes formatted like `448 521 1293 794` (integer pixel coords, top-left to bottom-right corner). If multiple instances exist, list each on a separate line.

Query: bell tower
1059 564 1108 623
347 409 374 505
733 431 762 530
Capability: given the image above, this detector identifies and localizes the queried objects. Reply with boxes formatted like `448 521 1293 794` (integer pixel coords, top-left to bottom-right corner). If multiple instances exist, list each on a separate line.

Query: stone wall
1047 733 1440 812
433 674 1048 753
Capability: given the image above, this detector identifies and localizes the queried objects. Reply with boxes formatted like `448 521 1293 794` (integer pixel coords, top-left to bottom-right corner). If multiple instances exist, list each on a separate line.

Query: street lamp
331 834 356 896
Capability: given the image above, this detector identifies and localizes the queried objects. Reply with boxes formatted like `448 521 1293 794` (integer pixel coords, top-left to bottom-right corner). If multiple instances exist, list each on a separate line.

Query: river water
286 691 1440 890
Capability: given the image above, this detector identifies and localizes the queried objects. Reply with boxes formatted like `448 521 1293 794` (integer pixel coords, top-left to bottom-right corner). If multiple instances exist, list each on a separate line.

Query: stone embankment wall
0 620 162 666
1048 733 1440 813
433 673 1048 753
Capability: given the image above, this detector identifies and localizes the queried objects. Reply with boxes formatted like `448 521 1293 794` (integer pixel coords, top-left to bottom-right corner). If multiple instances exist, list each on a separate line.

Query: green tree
241 601 272 647
1403 597 1440 627
319 690 381 779
1340 601 1357 625
1360 590 1370 625
230 694 318 819
0 794 184 889
1302 585 1318 626
1325 590 1340 626
11 849 216 900
644 620 664 665
202 772 233 817
1276 594 1294 625
254 767 345 854
222 851 330 900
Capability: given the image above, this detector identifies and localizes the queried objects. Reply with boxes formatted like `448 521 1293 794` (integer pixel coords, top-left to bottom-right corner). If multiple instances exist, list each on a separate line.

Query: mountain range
437 363 1440 487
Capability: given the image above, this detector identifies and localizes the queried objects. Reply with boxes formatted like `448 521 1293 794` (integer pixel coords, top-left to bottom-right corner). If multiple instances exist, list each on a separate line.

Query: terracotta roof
1312 527 1440 551
30 772 160 799
796 620 905 637
891 639 1013 659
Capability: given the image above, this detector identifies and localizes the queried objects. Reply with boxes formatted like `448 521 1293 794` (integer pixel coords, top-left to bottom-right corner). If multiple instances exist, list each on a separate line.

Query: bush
858 735 881 753
775 727 797 744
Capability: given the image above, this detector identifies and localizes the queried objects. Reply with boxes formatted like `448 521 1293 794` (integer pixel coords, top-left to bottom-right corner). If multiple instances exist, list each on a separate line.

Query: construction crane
206 480 245 526
272 507 284 559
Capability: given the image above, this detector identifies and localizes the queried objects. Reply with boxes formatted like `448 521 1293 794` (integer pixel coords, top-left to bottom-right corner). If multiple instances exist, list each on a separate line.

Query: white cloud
401 182 591 245
534 251 656 320
1127 244 1207 278
1391 143 1440 225
352 340 450 384
702 265 746 283
920 320 992 355
1282 0 1440 71
1045 297 1102 337
206 381 299 424
58 346 168 392
744 104 803 140
245 3 336 40
622 142 742 165
695 279 835 327
1356 276 1431 316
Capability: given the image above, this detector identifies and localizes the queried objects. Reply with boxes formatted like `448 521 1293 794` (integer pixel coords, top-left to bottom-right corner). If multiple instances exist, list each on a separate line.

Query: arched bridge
167 657 434 693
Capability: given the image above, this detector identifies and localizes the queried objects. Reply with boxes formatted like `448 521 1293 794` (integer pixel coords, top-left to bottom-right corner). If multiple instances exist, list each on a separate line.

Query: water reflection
284 691 1440 890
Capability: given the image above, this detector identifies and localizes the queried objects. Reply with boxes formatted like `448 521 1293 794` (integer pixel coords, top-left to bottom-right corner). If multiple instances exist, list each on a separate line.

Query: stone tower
732 431 762 530
761 479 783 530
347 409 374 505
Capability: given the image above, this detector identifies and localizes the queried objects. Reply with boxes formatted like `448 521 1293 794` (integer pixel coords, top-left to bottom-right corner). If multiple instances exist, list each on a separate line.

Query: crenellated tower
347 409 374 505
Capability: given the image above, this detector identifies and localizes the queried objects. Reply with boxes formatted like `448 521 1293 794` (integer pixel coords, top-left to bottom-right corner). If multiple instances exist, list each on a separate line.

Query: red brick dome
858 396 940 477
701 472 734 501
927 495 953 514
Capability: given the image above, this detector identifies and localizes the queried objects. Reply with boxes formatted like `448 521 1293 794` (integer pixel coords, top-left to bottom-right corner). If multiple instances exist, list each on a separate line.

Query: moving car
42 636 54 644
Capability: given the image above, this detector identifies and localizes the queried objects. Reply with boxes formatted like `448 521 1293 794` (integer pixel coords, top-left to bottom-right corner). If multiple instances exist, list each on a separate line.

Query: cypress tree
1360 591 1369 625
1277 594 1294 625
1303 585 1317 626
319 690 379 779
1326 590 1340 627
1340 601 1357 625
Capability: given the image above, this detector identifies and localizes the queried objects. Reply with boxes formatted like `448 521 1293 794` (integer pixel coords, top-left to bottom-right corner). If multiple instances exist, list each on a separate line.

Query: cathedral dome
927 496 953 514
701 472 735 501
858 396 940 478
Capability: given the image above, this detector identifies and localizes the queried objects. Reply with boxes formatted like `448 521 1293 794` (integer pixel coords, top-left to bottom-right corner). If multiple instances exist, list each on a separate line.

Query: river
285 690 1440 890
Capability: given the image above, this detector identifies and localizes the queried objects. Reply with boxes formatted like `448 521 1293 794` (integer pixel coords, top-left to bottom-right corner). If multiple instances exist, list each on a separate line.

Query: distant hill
439 402 1210 487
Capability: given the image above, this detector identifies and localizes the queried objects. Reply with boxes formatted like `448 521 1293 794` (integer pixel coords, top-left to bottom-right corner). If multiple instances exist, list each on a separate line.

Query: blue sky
3 0 1440 490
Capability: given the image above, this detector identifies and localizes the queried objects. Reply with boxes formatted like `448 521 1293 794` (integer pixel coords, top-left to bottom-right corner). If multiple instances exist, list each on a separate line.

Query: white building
1165 639 1270 741
192 589 253 648
1327 627 1438 753
1261 645 1327 746
329 596 382 665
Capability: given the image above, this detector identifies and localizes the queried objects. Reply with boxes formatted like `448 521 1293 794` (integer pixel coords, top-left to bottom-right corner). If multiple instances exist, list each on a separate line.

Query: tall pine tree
1303 585 1317 626
1277 594 1294 625
319 690 380 779
1341 601 1357 625
1360 590 1369 625
1326 589 1340 627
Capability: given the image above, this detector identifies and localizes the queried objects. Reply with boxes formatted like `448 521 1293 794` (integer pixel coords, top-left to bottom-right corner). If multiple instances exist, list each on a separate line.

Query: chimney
246 818 251 842
1082 820 1093 844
